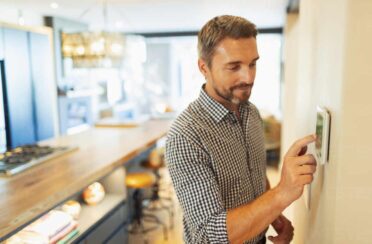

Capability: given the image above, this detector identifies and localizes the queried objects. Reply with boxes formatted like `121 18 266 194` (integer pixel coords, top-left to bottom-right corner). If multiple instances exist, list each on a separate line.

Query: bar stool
141 148 174 229
126 171 168 243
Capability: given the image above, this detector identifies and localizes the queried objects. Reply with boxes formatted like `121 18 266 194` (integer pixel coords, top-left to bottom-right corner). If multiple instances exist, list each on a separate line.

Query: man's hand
268 214 294 244
278 134 317 204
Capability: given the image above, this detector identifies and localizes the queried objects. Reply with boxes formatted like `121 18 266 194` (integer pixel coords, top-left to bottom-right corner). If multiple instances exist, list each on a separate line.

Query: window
143 33 282 116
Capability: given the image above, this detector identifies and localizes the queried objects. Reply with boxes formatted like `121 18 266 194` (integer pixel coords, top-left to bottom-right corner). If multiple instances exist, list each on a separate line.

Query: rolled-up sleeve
165 134 229 244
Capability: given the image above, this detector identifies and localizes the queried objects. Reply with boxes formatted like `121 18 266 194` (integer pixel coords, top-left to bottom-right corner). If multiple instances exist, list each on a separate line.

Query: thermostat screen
315 113 324 158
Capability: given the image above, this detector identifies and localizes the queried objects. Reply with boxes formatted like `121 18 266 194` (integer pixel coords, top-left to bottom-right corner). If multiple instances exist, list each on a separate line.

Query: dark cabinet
0 28 7 152
82 204 128 244
105 224 128 244
0 62 7 153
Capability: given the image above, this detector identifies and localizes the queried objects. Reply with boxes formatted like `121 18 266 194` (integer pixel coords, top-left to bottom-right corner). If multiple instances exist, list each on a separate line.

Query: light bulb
110 43 123 54
91 40 105 53
50 2 59 9
76 46 85 55
63 45 72 55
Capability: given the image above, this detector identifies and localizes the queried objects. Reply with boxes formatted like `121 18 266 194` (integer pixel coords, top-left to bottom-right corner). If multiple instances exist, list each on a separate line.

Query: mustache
231 83 253 90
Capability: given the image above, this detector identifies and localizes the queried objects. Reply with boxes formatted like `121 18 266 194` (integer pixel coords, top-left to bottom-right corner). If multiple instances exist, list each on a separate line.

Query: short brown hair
198 15 258 67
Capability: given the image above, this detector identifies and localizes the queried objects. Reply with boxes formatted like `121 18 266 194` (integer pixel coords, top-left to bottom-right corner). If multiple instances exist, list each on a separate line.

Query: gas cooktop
0 144 77 176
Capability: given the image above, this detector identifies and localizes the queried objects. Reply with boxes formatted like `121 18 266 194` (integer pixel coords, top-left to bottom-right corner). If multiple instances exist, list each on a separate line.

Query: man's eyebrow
225 56 260 66
225 61 242 66
252 56 260 62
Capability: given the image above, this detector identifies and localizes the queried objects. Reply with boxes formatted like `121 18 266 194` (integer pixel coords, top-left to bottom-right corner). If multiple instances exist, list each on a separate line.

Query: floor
128 165 293 244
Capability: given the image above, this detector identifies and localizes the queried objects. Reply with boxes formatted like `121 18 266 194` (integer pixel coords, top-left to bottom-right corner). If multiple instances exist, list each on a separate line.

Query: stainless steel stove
0 144 77 176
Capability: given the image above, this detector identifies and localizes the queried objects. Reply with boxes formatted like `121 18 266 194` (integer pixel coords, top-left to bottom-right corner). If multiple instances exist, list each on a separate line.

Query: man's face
199 37 259 105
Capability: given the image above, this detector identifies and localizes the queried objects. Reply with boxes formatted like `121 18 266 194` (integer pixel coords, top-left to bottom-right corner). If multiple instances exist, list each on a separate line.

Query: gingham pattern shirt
165 86 267 244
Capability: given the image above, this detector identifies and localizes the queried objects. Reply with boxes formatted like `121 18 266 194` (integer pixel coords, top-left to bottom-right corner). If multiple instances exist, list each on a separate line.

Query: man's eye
249 63 256 68
228 66 239 71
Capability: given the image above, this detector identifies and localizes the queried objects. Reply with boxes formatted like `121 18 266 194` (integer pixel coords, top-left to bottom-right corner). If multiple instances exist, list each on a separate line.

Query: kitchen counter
0 119 172 241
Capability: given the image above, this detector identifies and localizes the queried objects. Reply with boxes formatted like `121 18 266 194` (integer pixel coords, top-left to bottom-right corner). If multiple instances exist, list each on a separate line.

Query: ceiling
0 0 289 32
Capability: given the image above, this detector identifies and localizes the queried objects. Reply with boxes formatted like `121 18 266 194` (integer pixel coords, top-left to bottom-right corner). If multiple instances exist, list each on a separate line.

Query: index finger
286 134 316 157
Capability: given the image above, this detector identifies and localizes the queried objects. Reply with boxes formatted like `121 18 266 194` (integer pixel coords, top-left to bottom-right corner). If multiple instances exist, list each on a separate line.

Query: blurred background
0 0 371 243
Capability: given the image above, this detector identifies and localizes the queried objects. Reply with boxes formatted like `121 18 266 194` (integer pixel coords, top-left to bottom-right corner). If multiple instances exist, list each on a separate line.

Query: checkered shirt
165 86 267 244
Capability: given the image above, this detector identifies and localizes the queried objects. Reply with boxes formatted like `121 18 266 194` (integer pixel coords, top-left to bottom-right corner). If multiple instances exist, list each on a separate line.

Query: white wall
281 13 299 157
333 0 372 242
282 0 372 243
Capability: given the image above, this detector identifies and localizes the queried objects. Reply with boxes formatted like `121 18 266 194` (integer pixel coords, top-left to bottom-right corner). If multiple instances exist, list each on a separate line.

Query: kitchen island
0 119 172 242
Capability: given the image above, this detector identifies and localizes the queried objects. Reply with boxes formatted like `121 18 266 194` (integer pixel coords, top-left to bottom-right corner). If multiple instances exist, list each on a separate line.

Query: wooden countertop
95 117 145 128
0 119 172 241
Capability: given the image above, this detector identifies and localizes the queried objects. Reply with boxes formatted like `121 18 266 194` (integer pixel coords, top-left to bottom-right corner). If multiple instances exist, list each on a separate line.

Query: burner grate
0 145 77 176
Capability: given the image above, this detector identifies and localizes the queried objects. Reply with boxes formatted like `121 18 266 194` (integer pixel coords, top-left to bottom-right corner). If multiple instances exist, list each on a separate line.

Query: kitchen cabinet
0 23 57 148
3 27 36 147
0 28 4 59
29 32 56 141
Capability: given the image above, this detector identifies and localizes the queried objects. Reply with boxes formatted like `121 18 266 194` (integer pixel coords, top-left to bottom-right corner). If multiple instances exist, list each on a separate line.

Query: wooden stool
126 172 156 189
126 172 168 243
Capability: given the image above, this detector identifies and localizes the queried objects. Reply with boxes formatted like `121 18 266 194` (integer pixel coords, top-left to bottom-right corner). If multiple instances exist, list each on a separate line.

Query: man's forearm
227 134 317 243
226 186 289 244
266 176 271 191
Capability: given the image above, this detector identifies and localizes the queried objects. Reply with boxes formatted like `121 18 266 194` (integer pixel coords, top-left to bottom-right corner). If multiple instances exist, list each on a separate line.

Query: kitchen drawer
84 204 127 244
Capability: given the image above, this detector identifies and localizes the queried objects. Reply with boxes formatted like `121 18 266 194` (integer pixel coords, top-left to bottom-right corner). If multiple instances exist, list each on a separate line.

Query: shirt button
247 162 253 171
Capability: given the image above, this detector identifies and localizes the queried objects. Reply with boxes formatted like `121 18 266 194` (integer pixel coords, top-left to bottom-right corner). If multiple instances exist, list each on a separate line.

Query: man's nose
239 66 255 84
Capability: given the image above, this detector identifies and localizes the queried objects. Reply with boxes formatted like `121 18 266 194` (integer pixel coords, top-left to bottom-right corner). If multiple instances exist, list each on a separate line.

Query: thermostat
315 106 331 164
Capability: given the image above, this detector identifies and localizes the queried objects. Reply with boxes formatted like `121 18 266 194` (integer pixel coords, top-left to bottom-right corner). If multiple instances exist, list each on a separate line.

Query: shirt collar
197 85 229 123
197 84 251 123
197 85 249 124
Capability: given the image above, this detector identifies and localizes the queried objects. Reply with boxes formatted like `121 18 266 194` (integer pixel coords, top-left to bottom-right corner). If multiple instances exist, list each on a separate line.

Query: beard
212 81 252 105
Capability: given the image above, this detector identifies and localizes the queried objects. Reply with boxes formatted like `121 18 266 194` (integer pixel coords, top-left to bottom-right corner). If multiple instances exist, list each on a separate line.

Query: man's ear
198 58 209 77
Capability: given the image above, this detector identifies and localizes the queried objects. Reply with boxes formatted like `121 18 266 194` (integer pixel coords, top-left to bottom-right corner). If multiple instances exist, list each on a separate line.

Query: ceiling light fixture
17 10 25 26
61 0 125 68
50 2 59 9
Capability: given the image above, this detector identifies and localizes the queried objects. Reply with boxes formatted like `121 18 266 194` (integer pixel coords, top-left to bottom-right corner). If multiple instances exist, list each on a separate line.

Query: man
165 15 317 244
